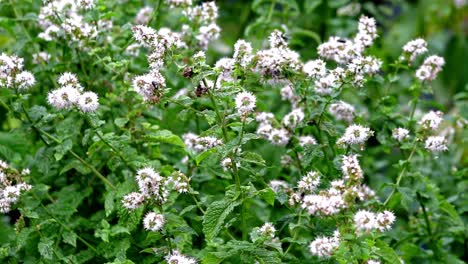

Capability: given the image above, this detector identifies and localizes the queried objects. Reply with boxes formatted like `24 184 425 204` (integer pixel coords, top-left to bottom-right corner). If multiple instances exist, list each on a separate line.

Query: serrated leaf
203 199 240 241
145 129 185 148
242 151 266 166
62 231 77 247
38 237 54 260
114 117 129 128
376 240 400 263
258 188 275 206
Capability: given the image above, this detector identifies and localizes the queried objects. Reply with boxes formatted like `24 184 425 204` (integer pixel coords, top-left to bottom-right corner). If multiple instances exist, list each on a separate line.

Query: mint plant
0 0 466 263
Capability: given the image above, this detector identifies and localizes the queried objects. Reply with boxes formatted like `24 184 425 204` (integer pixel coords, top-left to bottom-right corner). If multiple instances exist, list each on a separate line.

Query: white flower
302 193 346 216
337 124 374 147
341 154 363 181
233 39 253 67
268 30 287 48
314 73 338 95
78 0 94 9
329 101 355 123
122 192 145 210
132 71 166 102
135 7 153 25
415 55 445 81
282 108 304 129
235 91 256 116
33 52 51 64
309 232 340 258
298 171 320 193
15 71 35 90
303 59 327 78
268 128 290 146
183 133 222 153
58 72 80 87
418 110 443 131
298 136 317 147
166 0 192 8
392 127 410 142
77 91 99 112
47 86 80 110
258 222 276 238
165 250 197 264
196 23 220 49
424 136 448 152
143 212 165 232
354 210 378 232
376 210 395 231
269 180 289 193
402 38 428 63
256 112 275 123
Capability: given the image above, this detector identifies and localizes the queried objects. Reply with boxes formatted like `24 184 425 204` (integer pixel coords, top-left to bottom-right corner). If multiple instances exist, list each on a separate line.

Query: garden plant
0 0 467 263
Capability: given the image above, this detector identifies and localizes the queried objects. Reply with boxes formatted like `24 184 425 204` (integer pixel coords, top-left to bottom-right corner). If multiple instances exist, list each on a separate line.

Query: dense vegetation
0 0 466 263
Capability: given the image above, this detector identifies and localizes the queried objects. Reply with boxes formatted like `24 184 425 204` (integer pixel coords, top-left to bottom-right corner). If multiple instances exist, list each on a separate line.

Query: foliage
0 0 466 263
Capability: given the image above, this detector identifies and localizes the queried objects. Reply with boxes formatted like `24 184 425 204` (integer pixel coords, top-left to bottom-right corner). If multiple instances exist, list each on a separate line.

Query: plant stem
383 141 418 206
86 116 136 173
267 0 277 22
31 191 97 252
284 210 303 256
190 193 205 214
206 83 228 141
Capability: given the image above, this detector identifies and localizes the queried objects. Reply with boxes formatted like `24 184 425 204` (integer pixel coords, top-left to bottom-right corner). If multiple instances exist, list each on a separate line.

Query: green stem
86 116 136 173
267 0 277 22
31 191 97 252
190 192 205 214
284 210 303 256
383 141 417 206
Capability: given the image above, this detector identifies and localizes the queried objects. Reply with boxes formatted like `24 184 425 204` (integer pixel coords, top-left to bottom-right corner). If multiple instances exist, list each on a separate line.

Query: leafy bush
0 0 466 263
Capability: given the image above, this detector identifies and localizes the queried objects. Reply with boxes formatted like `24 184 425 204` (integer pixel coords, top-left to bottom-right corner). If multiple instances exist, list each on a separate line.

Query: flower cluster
122 167 169 210
143 212 165 232
183 133 223 153
258 222 276 239
47 72 99 112
329 101 356 123
336 124 374 148
402 38 428 63
309 231 341 258
312 15 382 89
184 1 220 49
0 160 32 213
0 53 35 90
418 110 448 152
38 0 111 47
235 91 256 117
165 250 197 264
297 171 321 193
415 55 445 82
392 127 410 142
353 210 396 233
254 30 301 78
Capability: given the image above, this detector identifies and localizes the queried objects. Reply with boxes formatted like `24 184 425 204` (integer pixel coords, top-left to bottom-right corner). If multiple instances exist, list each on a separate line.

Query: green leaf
304 0 322 13
376 240 400 263
54 139 73 161
62 231 77 247
203 199 241 241
145 129 185 148
38 237 54 260
196 148 217 165
114 117 129 128
242 151 266 166
258 188 275 206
